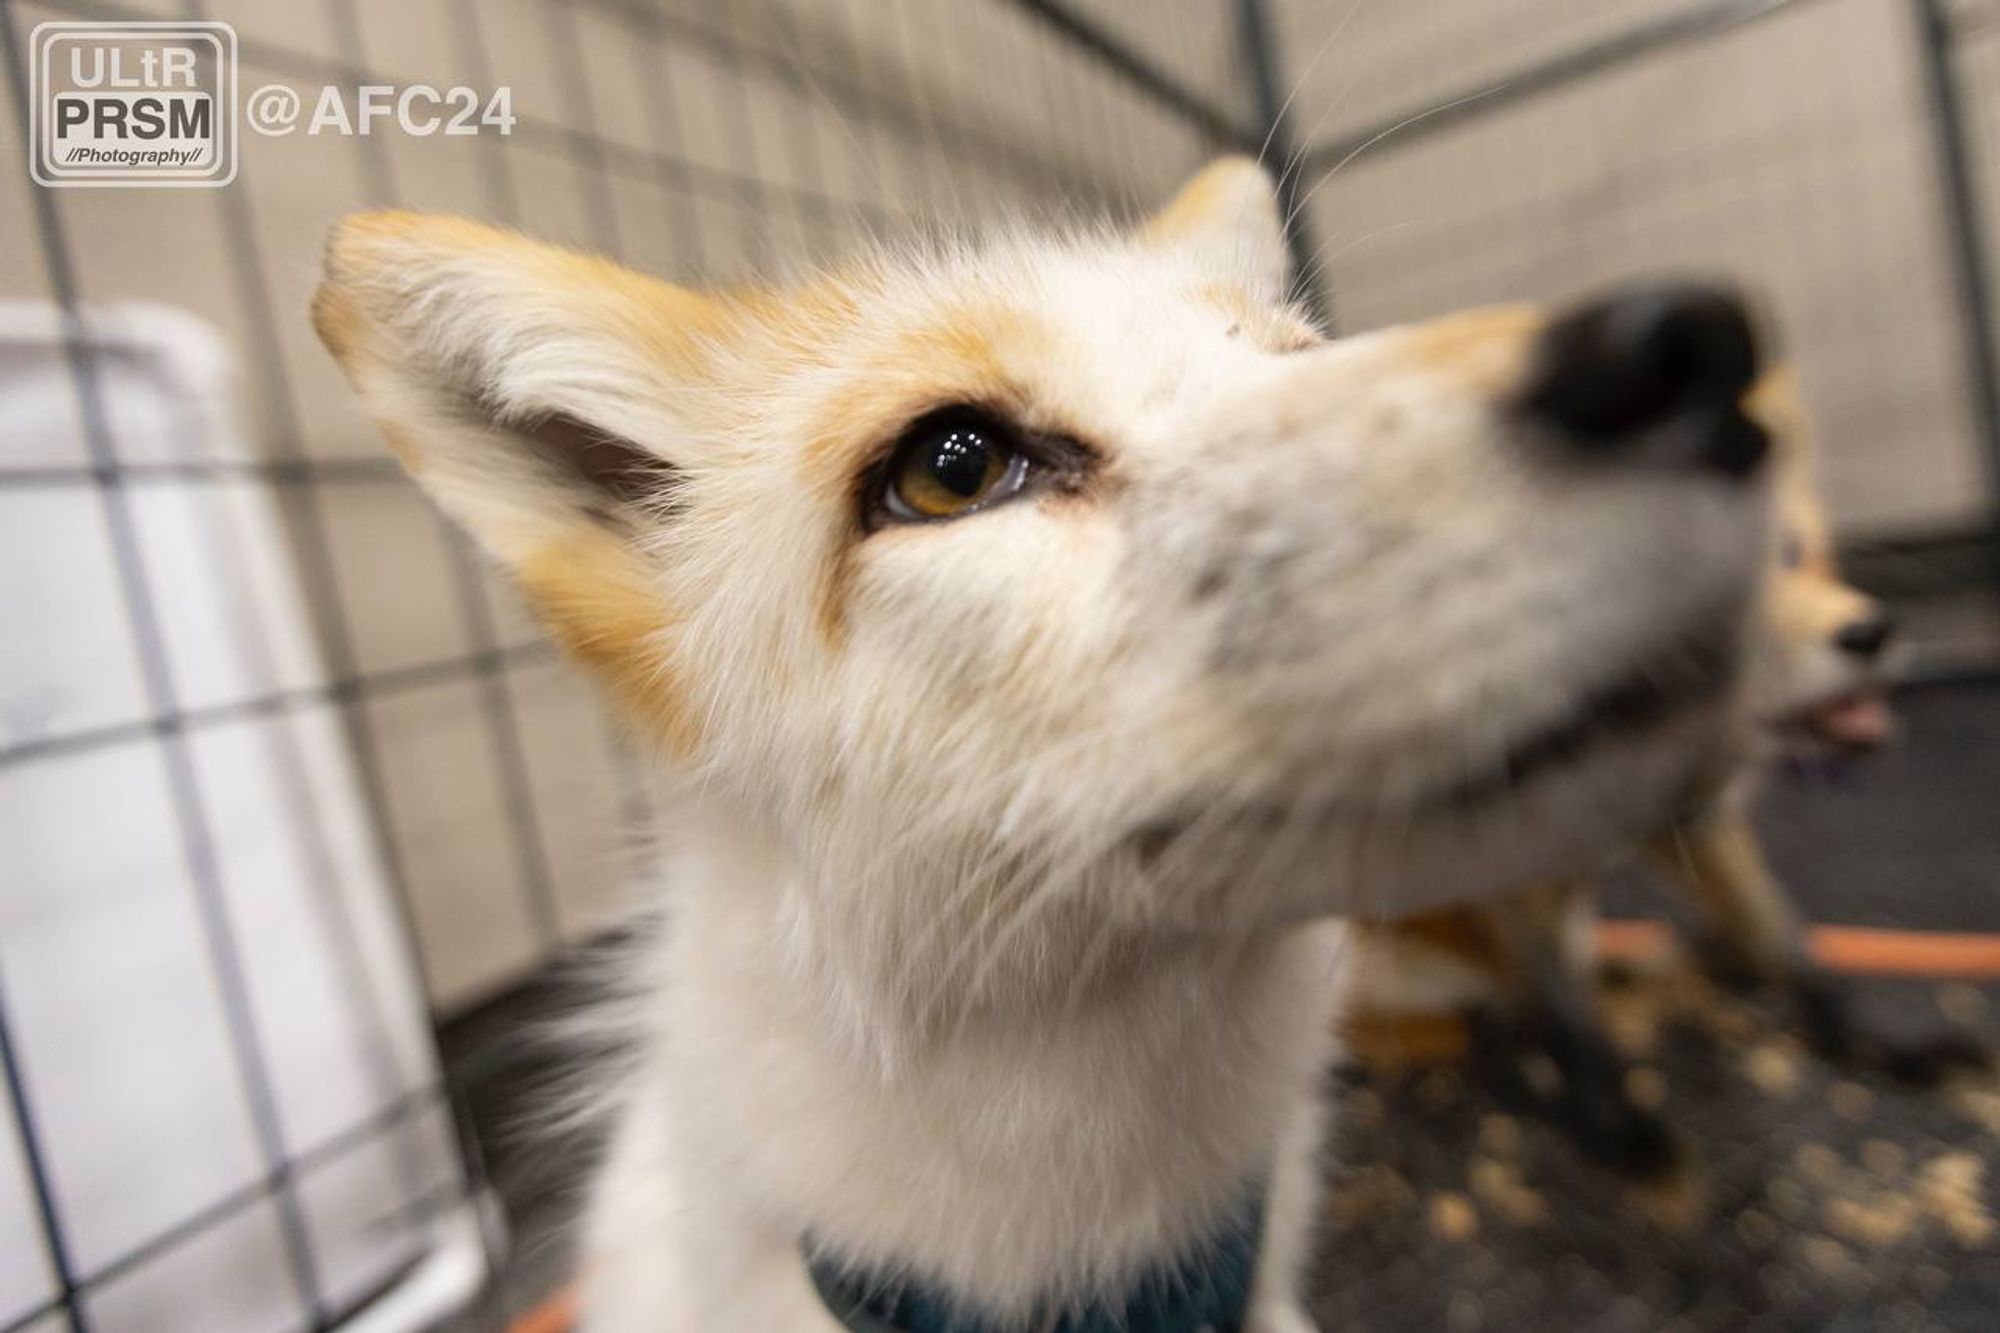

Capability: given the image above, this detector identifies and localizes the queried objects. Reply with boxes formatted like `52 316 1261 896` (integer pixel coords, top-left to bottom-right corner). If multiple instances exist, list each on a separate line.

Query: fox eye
881 411 1029 523
1780 532 1804 568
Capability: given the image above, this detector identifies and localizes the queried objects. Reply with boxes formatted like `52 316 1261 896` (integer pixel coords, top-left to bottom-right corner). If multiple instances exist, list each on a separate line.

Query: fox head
316 158 1773 1023
1746 371 1900 754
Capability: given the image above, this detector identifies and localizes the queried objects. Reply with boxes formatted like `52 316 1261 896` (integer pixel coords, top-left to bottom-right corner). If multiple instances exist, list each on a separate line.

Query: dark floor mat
1315 966 2000 1333
1603 677 2000 934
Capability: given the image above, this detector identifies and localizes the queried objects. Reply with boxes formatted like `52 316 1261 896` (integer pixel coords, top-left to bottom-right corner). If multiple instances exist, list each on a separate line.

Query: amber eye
881 414 1028 522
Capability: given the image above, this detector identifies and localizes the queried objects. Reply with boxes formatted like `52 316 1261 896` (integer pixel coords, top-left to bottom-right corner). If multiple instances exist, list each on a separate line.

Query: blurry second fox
1348 366 1989 1177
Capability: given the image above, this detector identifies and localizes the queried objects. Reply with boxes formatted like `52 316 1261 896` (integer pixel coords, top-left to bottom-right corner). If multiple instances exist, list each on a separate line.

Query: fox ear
1143 156 1291 303
1747 364 1809 462
313 212 732 570
315 214 741 749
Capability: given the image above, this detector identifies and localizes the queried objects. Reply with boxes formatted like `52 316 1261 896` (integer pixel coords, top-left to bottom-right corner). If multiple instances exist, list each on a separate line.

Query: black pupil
927 428 992 498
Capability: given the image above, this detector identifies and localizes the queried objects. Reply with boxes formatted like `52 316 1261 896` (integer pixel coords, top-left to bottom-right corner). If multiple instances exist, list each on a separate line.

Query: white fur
315 161 1774 1331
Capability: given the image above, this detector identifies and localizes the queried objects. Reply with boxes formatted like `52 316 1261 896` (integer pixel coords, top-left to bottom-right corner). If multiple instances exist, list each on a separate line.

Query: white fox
315 159 1774 1331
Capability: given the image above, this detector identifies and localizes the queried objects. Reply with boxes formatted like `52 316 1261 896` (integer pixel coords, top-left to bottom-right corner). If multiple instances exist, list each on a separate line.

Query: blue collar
807 1183 1265 1333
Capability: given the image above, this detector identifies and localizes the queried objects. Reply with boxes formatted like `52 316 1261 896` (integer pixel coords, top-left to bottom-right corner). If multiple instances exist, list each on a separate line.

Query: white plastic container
0 301 492 1332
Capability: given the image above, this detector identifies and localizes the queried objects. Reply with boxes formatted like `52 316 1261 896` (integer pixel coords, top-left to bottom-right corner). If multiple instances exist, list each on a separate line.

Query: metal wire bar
0 458 406 486
0 644 558 771
1299 0 1818 175
1238 0 1330 323
1005 0 1259 148
1912 0 2000 576
0 975 82 1332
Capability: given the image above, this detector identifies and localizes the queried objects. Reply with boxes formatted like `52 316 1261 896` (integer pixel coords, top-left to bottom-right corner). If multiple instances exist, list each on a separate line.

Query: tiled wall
1275 0 1999 537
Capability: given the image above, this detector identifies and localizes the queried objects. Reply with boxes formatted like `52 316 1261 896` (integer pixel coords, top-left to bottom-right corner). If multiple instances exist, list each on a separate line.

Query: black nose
1519 284 1767 475
1835 612 1896 660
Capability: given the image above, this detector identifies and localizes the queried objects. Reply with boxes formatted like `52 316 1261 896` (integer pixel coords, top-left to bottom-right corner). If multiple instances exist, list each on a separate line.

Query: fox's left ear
1143 156 1291 303
1746 364 1809 461
314 214 748 749
313 212 735 570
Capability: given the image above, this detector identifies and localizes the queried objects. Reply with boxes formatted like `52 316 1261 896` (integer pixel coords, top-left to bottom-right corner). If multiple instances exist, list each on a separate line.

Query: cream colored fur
314 159 1773 1331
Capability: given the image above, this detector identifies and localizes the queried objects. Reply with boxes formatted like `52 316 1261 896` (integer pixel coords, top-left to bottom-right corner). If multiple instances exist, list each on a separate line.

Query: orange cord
508 1287 577 1333
1596 919 2000 979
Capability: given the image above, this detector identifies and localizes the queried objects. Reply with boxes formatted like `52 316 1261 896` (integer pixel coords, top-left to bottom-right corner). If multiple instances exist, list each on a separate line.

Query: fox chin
314 157 1774 1331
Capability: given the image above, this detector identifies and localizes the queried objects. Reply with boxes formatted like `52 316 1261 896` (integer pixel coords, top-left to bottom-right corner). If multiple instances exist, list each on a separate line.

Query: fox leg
1652 809 1807 989
1653 810 1987 1079
1247 1079 1329 1333
1472 882 1676 1174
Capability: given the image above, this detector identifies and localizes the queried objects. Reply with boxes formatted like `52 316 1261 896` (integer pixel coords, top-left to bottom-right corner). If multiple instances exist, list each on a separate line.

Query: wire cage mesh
0 0 1997 1331
1281 0 2000 540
